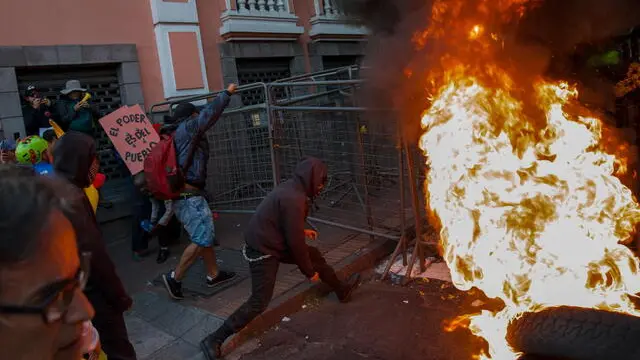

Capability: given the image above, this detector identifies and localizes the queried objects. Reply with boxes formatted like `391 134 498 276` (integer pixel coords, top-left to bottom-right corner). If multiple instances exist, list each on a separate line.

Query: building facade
0 0 368 139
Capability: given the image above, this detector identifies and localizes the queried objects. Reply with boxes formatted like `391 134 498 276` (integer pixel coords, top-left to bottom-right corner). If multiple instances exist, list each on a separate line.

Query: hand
309 272 320 283
0 150 13 164
74 101 89 111
227 83 238 94
31 98 42 109
304 229 318 241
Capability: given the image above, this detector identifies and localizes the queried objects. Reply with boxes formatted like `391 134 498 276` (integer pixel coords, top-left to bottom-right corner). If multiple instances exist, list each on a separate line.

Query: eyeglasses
0 252 91 323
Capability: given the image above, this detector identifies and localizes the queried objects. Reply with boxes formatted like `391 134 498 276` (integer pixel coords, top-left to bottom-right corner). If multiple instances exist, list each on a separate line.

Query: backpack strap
181 126 206 174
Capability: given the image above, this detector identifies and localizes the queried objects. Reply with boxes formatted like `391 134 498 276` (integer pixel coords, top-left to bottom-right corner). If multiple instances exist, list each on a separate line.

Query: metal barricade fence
148 67 411 241
267 80 405 240
149 83 275 211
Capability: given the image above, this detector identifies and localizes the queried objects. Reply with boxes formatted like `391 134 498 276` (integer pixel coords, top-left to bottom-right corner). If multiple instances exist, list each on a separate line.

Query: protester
132 172 178 263
57 80 96 135
0 164 94 360
0 138 16 164
200 157 361 360
42 129 58 171
53 131 137 360
14 135 55 176
162 84 238 300
22 85 58 136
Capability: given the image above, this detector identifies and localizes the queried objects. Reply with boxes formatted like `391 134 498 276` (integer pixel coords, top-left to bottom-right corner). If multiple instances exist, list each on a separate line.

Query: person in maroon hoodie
52 131 137 360
200 157 361 360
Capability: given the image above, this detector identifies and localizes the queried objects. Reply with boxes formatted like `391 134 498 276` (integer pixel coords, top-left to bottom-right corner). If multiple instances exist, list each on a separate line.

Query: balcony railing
318 0 344 18
309 0 368 40
219 0 303 40
235 0 289 15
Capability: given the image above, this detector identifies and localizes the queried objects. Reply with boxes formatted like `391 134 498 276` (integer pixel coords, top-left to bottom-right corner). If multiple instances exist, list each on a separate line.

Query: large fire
416 1 640 359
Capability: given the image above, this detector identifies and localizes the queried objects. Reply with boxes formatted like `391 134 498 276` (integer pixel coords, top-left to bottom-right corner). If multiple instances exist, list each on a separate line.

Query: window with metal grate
16 65 128 180
235 57 292 106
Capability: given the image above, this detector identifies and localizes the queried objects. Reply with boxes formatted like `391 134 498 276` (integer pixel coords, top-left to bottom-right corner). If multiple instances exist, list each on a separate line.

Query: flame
416 1 640 359
469 25 484 40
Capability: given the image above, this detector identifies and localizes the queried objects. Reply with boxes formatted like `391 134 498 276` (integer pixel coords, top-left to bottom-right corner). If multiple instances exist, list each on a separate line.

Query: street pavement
231 277 487 360
99 214 397 359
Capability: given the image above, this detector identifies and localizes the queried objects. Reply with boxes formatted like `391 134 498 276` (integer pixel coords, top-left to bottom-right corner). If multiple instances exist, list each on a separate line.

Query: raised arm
194 84 238 133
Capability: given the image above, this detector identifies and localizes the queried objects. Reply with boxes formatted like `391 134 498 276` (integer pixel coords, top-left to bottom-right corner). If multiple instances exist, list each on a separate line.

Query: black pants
224 246 344 333
131 187 151 252
87 292 137 360
131 187 180 252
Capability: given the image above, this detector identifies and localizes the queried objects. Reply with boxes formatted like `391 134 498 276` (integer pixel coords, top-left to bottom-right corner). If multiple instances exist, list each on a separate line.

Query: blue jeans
173 196 214 247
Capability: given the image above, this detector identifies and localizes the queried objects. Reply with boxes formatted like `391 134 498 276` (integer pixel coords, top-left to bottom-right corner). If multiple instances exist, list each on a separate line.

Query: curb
222 237 396 355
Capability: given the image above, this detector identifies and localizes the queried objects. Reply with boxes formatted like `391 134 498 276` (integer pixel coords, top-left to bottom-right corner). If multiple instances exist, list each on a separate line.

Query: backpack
142 126 204 200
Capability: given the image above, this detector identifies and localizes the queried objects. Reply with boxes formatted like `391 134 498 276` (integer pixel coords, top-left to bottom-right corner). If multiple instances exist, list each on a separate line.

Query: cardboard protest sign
99 105 159 175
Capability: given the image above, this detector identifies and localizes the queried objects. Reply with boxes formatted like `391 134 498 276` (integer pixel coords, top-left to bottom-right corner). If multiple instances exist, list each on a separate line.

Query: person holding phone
22 85 58 136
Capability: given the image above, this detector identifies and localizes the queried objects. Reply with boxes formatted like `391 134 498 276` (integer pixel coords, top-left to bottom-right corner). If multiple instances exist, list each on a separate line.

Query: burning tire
508 306 640 360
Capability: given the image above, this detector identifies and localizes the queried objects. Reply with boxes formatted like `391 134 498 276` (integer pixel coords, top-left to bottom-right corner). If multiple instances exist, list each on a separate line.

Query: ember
416 0 640 359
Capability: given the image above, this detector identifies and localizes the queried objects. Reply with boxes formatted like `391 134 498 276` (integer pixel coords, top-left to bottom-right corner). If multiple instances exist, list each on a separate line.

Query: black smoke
334 0 640 140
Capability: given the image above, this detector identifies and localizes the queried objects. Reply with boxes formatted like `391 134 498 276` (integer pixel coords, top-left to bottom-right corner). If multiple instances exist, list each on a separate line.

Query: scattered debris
375 255 452 282
282 317 291 322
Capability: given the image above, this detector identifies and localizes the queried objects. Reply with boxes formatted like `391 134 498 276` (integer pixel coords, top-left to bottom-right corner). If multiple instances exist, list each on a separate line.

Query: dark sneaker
200 336 222 360
337 273 362 303
162 272 184 300
206 271 236 288
156 248 170 264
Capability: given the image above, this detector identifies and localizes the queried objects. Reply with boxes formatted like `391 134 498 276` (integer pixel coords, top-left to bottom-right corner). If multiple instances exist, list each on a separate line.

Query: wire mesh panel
205 85 275 211
149 66 408 239
268 81 404 238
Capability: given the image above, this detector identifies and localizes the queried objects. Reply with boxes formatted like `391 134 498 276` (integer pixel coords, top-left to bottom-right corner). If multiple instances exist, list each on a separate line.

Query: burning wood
412 0 640 359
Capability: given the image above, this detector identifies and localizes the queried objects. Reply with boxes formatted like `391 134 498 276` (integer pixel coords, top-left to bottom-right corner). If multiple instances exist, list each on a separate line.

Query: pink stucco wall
0 0 164 107
169 32 205 90
197 0 226 91
296 0 315 73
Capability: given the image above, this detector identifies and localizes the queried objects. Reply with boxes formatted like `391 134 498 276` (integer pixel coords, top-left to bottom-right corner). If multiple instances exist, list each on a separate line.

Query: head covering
24 85 40 98
52 132 96 188
15 136 49 165
60 80 87 95
293 157 328 198
166 102 197 124
42 129 58 143
0 139 16 151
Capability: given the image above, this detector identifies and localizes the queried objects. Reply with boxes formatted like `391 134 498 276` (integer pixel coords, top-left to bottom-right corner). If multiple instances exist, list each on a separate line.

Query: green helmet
15 136 49 165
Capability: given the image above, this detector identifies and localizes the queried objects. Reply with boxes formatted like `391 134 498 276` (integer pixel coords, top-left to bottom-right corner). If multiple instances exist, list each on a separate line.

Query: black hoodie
245 157 328 278
52 131 131 312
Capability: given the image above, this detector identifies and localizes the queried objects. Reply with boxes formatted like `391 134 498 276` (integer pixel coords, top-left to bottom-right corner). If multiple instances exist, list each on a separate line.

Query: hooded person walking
53 131 137 360
200 157 361 360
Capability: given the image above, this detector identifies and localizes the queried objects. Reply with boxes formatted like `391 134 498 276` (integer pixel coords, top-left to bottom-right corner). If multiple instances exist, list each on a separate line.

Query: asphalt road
234 278 487 360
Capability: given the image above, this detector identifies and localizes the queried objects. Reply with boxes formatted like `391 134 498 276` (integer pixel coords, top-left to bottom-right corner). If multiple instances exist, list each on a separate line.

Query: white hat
60 80 87 95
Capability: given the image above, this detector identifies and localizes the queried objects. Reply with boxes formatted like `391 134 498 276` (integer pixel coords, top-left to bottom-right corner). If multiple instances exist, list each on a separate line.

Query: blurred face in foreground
0 210 94 360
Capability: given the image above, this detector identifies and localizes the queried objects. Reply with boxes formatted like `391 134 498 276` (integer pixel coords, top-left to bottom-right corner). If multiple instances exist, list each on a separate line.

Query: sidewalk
100 213 397 360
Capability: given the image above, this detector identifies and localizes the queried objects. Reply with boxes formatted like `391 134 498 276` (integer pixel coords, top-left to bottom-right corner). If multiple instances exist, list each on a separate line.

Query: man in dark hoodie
200 157 361 360
52 131 137 360
162 84 238 300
